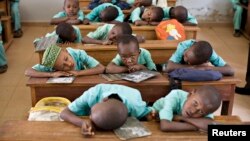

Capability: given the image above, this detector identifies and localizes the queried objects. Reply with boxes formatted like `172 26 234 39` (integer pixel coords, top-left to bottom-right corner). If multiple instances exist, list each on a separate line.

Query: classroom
0 0 249 140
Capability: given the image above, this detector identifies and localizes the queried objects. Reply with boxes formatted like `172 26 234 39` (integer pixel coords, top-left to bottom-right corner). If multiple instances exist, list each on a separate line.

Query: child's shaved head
56 22 76 42
170 6 188 23
114 22 132 35
90 99 128 130
151 7 164 22
117 34 139 52
192 41 213 64
100 6 119 22
64 0 79 6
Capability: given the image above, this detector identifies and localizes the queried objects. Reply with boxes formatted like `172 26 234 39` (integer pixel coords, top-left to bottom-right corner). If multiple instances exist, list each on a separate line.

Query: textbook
114 117 152 140
101 70 158 83
35 35 58 52
46 77 75 84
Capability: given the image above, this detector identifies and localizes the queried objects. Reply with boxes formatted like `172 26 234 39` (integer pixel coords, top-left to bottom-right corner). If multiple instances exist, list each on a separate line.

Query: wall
20 0 233 23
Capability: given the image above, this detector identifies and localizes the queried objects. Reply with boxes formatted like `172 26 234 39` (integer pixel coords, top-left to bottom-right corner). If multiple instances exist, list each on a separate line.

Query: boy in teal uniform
51 0 85 25
230 0 248 37
162 6 198 25
60 83 154 136
34 23 82 45
106 34 156 73
83 3 124 24
165 39 234 76
25 45 105 77
129 6 164 26
83 23 132 45
11 0 22 38
0 22 8 73
152 85 222 132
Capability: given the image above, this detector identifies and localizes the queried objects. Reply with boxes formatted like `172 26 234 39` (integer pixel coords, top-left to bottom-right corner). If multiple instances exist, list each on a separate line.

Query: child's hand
67 70 79 76
83 19 90 25
81 120 95 137
173 115 185 122
128 64 144 73
51 71 72 78
102 40 113 45
66 19 81 25
134 20 149 26
146 110 159 121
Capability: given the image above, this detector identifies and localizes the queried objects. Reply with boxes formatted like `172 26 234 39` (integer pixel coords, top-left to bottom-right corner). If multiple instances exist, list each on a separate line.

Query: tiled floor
0 25 249 125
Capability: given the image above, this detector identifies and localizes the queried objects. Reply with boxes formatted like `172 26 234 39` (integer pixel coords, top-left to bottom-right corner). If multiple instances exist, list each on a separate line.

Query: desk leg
30 87 37 107
221 85 235 115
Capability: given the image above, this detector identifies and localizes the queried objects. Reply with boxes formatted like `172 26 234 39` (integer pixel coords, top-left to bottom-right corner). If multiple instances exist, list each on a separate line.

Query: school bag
168 68 223 82
28 97 71 121
155 19 186 41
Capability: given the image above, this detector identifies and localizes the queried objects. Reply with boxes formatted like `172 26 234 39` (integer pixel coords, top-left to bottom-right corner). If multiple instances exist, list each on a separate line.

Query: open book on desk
100 70 159 83
35 35 58 52
46 76 75 84
114 117 152 140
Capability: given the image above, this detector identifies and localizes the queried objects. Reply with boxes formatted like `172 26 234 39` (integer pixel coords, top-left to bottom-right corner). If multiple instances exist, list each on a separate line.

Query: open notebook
114 117 152 140
46 77 75 84
101 70 159 83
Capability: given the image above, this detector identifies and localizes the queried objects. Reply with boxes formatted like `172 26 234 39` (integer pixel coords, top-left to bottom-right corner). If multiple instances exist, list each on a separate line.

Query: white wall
20 0 233 23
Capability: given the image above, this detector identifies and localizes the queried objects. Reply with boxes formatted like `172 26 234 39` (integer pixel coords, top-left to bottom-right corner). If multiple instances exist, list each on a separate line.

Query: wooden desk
36 40 180 65
77 24 200 40
79 0 176 8
1 16 13 50
26 74 240 115
0 116 242 141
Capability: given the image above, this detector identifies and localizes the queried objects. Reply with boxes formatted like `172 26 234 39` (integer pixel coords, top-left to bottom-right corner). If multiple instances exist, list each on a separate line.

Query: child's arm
194 64 235 76
83 36 112 45
165 60 193 73
50 17 69 25
149 21 160 26
60 107 95 136
134 20 149 26
127 64 147 73
106 62 129 73
180 117 217 132
67 64 105 76
24 68 72 78
160 119 198 132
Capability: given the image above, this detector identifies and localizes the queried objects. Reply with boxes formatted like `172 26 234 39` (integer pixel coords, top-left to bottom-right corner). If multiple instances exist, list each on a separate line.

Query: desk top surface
26 74 241 87
0 116 242 141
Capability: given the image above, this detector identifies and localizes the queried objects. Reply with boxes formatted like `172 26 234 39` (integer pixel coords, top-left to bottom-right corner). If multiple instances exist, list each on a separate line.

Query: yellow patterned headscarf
42 45 62 68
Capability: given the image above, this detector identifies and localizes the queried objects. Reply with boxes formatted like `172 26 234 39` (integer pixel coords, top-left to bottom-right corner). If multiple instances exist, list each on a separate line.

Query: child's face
142 8 157 22
183 47 200 65
108 27 122 42
64 0 79 17
182 91 210 118
53 50 75 71
118 42 140 67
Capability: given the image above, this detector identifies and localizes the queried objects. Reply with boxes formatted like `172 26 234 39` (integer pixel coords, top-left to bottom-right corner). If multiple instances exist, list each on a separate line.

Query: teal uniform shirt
169 39 226 67
53 10 85 22
163 7 198 24
68 83 153 119
0 22 7 66
32 47 99 72
87 24 115 40
34 26 82 44
230 0 248 30
11 0 21 31
129 7 143 23
112 48 157 71
152 89 213 121
86 3 124 22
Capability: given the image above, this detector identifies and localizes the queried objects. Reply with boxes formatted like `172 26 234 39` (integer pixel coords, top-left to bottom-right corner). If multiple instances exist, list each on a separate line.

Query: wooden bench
0 116 243 141
0 16 13 50
36 40 180 65
77 24 200 40
79 0 176 8
26 74 241 115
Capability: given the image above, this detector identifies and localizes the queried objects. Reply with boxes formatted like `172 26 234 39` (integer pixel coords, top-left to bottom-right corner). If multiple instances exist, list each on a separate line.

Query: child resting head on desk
34 23 82 45
25 45 105 78
60 83 154 137
165 39 235 76
51 0 85 25
106 34 156 73
130 5 198 26
152 85 222 132
83 22 145 45
130 6 164 26
83 3 124 24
